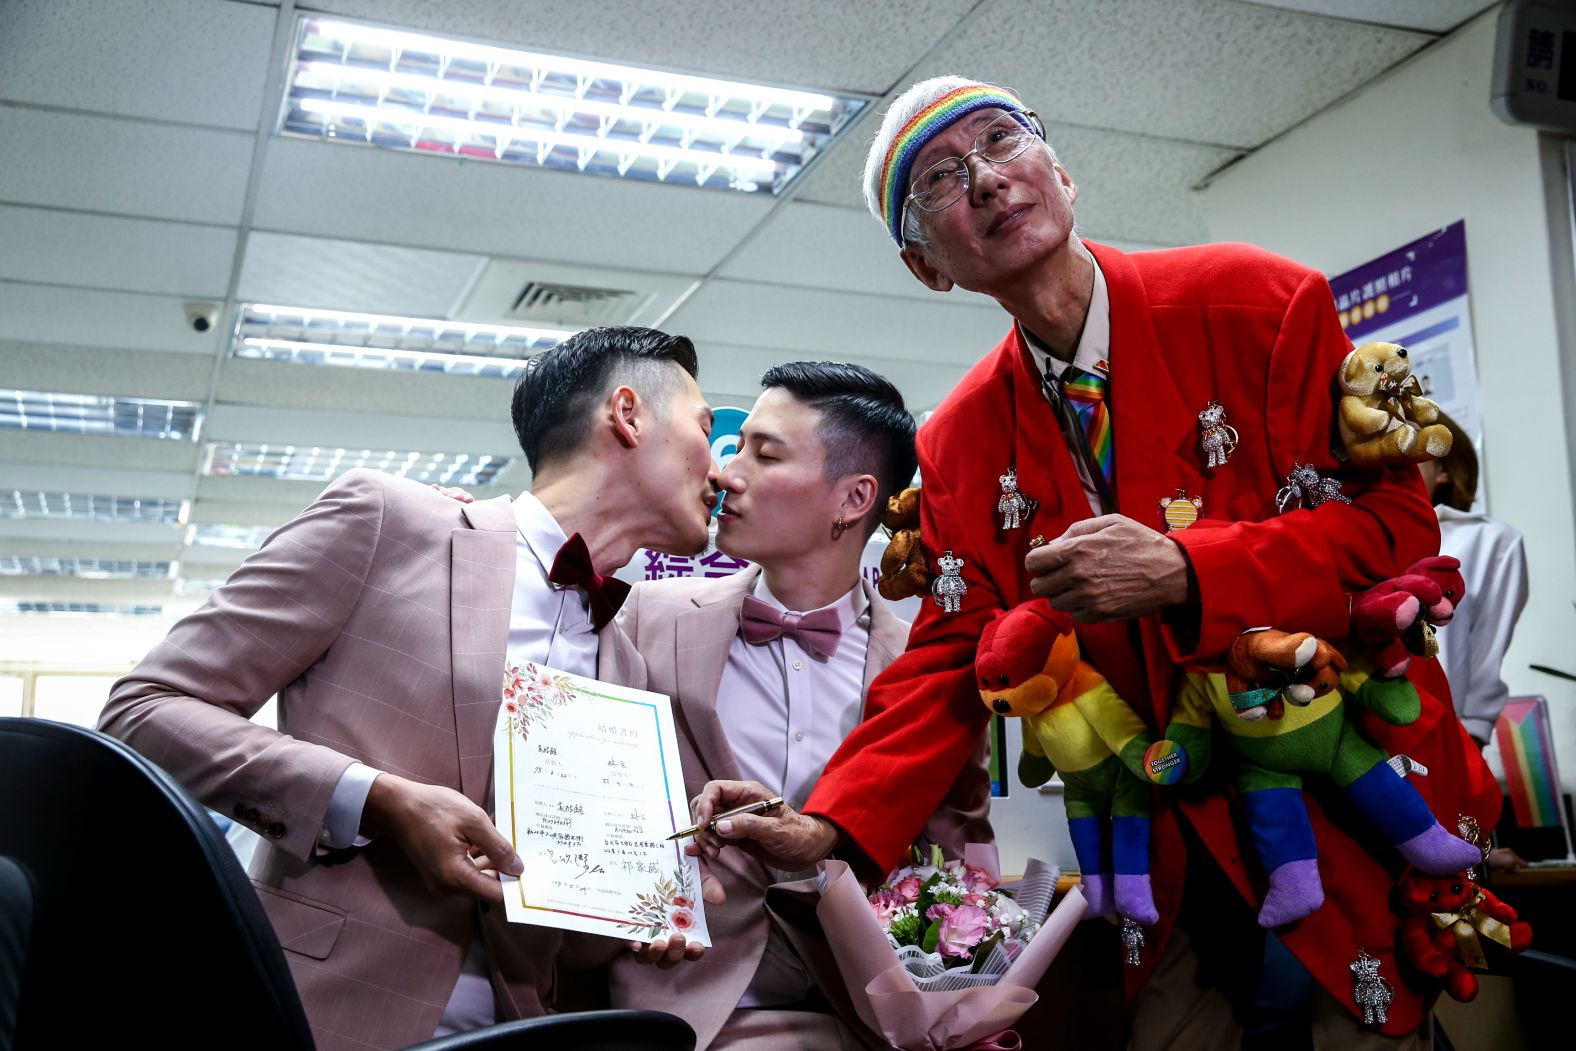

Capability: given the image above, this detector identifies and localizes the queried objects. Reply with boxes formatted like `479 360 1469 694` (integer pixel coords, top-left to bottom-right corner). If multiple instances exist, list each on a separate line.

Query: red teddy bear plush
1352 555 1465 677
1396 870 1532 1002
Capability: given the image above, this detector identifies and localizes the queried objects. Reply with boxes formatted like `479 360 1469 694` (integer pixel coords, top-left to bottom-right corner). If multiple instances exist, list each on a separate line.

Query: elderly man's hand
1026 514 1193 622
685 780 839 881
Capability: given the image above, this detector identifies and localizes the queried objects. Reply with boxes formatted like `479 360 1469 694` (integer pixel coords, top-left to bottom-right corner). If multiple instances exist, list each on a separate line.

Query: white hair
859 75 1053 250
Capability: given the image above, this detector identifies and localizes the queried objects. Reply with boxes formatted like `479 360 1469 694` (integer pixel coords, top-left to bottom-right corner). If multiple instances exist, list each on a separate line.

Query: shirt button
794 731 805 742
792 660 803 671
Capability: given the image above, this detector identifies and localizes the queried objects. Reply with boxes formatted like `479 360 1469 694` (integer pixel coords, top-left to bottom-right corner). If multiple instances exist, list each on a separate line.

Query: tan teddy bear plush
1337 342 1452 467
877 487 931 601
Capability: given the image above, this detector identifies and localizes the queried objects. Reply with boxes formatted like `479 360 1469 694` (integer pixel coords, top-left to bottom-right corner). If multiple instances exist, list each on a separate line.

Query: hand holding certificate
492 660 711 947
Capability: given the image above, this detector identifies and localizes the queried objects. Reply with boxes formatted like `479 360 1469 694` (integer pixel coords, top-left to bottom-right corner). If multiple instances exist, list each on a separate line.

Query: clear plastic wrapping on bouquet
817 852 1086 1051
888 858 1060 993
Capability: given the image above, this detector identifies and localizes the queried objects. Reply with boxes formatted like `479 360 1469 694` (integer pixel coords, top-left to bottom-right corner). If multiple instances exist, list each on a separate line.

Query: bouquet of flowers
871 844 1033 980
817 844 1085 1050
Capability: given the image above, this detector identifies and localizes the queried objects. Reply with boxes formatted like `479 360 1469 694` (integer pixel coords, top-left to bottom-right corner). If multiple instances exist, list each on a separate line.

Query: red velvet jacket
802 240 1502 1033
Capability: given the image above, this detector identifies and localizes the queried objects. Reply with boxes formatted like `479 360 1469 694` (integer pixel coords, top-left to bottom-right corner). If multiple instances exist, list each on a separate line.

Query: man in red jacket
690 77 1501 1047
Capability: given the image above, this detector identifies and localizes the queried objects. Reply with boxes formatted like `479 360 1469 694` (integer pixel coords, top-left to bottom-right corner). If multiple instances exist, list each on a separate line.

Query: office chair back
0 718 315 1049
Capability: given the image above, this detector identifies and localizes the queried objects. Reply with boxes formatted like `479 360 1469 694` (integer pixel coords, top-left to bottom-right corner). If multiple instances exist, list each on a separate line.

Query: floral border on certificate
502 660 577 742
621 865 699 939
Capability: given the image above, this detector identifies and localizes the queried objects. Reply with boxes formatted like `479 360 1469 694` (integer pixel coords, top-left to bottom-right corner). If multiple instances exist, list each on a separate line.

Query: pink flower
962 892 990 908
668 907 695 931
869 890 902 926
893 876 922 903
935 903 990 958
925 902 954 923
504 699 519 714
671 895 694 909
963 864 999 893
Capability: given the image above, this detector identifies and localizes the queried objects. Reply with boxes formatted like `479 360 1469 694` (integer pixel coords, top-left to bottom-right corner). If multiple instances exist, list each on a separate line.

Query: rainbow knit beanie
863 77 1038 246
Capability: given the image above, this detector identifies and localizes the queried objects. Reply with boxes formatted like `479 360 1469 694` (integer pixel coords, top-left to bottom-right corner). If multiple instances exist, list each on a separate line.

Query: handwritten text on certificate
493 661 710 945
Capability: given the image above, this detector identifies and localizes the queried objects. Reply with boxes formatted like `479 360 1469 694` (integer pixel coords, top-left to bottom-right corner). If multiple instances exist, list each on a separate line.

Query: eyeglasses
901 110 1044 234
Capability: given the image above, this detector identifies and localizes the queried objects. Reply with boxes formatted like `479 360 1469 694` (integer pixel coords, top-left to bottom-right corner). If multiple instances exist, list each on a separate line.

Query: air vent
511 281 637 321
458 259 695 329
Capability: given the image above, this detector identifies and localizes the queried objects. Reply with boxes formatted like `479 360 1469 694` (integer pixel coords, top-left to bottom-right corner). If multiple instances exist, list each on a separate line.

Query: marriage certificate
492 660 711 946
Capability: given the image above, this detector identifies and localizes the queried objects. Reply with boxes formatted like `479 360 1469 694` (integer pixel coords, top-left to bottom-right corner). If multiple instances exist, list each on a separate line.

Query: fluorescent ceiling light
185 523 275 549
0 388 203 441
279 17 866 192
232 303 571 378
0 602 164 617
204 442 510 487
1 490 190 525
0 556 177 579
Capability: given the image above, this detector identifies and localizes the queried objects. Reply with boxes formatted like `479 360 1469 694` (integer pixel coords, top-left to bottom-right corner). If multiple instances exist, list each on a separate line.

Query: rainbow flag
1497 697 1566 828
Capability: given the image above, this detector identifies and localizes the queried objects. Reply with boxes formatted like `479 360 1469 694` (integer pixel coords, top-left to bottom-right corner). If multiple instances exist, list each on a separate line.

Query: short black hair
512 326 699 474
759 361 918 531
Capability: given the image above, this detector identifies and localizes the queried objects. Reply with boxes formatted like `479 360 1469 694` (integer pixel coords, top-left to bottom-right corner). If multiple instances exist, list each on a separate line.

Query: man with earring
582 361 993 1050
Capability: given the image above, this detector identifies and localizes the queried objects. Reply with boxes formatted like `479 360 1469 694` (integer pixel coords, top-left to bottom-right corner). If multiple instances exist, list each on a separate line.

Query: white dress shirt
322 490 598 1037
714 574 869 1008
1434 505 1529 744
1019 255 1112 517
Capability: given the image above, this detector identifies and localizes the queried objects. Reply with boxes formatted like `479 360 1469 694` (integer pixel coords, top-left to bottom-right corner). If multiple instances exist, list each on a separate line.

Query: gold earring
832 515 851 540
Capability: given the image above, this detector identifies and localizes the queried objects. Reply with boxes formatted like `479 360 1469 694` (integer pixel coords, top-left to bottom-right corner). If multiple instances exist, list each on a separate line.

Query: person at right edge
1418 410 1530 749
687 77 1502 1049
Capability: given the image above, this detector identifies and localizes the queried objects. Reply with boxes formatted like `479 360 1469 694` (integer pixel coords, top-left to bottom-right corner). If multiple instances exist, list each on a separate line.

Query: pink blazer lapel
861 578 907 698
673 568 757 785
451 495 518 806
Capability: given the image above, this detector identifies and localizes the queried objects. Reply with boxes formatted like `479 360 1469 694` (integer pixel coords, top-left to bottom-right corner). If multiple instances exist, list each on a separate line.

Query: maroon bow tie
548 533 630 631
740 595 843 661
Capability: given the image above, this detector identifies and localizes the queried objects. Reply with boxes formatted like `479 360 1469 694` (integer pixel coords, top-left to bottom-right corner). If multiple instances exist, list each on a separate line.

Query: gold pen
666 796 785 841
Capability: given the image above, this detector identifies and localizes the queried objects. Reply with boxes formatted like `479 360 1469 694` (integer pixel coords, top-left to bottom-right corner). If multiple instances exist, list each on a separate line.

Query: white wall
1200 10 1576 791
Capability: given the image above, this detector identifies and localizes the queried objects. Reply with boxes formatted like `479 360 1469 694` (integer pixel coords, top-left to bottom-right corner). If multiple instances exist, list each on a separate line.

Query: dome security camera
184 302 220 333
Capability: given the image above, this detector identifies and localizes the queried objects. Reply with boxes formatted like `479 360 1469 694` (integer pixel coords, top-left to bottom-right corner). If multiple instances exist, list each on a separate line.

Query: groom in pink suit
98 327 721 1051
593 362 994 1050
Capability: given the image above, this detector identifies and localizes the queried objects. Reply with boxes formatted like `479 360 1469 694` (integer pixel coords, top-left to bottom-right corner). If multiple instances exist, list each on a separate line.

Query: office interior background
1 0 1574 872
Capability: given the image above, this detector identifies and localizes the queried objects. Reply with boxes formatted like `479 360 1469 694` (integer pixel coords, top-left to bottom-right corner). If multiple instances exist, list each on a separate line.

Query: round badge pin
1144 740 1188 785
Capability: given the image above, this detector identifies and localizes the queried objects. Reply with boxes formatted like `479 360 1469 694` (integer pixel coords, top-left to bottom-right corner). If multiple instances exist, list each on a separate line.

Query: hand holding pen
683 780 841 891
667 795 784 841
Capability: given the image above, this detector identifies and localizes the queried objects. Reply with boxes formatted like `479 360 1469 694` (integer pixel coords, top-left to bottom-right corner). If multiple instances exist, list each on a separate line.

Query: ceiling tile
914 0 1430 149
721 201 998 303
0 430 199 473
0 108 254 225
0 518 187 547
239 233 485 316
1051 125 1241 246
667 278 1011 368
694 341 971 416
252 137 771 274
793 131 876 211
215 358 515 421
0 0 278 130
308 0 976 95
203 403 518 454
0 282 223 355
0 206 236 298
1236 1 1495 33
0 343 213 401
0 462 194 500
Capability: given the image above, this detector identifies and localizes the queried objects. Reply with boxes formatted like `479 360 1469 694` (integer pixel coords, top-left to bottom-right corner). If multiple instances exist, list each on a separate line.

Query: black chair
0 719 694 1050
0 856 34 1051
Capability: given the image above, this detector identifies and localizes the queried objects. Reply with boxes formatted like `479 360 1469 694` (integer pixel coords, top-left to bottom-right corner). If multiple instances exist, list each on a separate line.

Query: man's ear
901 246 954 293
609 385 640 450
1053 161 1078 206
839 474 880 531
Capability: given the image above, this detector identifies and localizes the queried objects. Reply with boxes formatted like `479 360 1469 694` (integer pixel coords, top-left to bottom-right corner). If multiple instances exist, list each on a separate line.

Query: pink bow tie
740 595 844 661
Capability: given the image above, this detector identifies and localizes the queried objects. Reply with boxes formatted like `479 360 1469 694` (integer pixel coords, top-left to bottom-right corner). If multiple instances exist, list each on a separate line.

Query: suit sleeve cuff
319 762 381 851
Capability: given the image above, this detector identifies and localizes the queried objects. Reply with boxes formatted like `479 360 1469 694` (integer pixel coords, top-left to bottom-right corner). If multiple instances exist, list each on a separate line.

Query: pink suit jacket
99 469 644 1051
600 566 994 1050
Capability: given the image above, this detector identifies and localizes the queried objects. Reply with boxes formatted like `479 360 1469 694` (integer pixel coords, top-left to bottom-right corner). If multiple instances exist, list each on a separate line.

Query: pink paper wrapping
816 858 1087 1051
